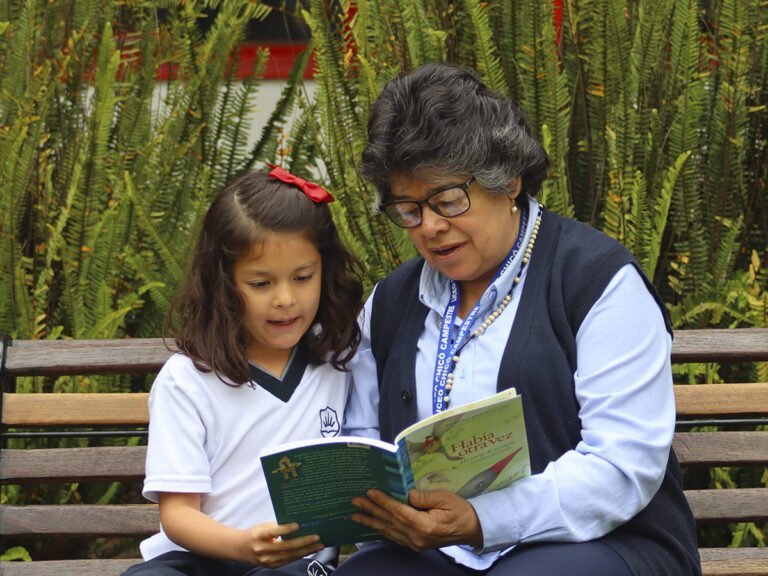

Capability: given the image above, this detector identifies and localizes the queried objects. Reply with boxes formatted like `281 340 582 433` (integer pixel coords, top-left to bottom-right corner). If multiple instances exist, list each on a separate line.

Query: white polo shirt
140 350 350 560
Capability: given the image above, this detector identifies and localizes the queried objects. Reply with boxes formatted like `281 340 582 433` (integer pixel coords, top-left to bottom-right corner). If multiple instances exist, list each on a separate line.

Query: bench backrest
1 330 768 558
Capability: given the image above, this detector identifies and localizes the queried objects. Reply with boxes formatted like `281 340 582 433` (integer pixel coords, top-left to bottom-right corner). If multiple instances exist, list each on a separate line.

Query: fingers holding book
350 488 483 551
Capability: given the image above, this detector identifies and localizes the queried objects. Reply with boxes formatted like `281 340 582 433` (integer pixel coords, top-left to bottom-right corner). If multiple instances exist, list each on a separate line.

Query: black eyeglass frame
378 176 475 228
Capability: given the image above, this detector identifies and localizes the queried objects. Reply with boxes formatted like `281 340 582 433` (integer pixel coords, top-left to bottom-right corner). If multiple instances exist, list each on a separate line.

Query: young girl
122 168 363 576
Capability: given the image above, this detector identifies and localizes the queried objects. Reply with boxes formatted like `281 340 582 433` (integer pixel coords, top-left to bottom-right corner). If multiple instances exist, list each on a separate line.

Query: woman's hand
244 522 324 568
351 489 483 551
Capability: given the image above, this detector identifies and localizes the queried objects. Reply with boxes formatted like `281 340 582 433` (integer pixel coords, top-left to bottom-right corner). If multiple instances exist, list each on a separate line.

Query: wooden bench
2 330 768 576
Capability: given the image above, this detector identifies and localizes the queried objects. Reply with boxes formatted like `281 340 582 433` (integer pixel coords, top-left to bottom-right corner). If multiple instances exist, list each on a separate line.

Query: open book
260 387 530 546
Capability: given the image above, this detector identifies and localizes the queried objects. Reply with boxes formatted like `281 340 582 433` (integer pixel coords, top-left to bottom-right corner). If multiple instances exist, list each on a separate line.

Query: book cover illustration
397 390 529 498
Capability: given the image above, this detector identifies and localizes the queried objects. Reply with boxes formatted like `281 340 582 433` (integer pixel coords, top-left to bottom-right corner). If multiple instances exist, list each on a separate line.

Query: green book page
395 389 530 498
261 438 405 546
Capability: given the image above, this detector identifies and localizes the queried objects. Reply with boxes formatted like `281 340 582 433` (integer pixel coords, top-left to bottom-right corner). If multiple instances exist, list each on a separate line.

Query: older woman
339 63 701 575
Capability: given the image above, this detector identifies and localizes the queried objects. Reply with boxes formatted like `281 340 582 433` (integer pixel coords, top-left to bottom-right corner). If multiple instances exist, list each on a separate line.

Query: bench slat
0 504 158 537
699 547 768 576
1 393 148 426
1 550 765 576
3 430 766 484
1 551 766 576
2 490 764 536
684 488 768 523
0 559 142 576
3 383 768 427
675 384 768 417
0 446 147 483
3 339 172 376
669 328 768 363
674 431 768 465
3 384 766 429
3 328 766 378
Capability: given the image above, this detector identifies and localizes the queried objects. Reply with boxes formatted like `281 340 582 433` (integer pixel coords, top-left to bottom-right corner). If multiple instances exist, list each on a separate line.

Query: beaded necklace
431 204 543 413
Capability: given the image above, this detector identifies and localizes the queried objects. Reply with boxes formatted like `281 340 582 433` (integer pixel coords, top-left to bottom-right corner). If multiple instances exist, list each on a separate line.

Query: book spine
395 438 415 498
379 448 408 502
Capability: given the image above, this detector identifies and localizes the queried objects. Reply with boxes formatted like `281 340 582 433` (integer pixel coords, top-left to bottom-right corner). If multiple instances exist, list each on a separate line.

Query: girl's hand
350 489 483 551
159 493 323 567
245 522 324 568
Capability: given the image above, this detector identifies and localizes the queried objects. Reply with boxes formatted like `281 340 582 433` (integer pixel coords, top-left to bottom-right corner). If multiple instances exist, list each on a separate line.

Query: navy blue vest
371 209 700 575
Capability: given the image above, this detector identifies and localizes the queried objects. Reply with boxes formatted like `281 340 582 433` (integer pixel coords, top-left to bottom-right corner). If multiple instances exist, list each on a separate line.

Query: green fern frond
513 0 572 218
665 0 708 299
72 0 105 31
55 135 92 337
1 0 38 122
703 0 752 241
124 171 184 285
7 257 33 338
397 0 444 67
77 20 120 259
642 151 690 280
210 52 266 188
711 215 744 294
303 4 360 167
85 281 163 339
746 290 768 332
600 125 628 244
0 120 32 332
303 2 381 273
462 0 507 94
676 300 750 327
247 47 310 167
283 100 319 176
629 0 673 98
539 123 574 218
631 171 651 264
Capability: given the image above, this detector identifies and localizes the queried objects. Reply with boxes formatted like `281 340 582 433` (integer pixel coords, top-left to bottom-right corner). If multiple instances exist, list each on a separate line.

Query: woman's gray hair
362 63 549 203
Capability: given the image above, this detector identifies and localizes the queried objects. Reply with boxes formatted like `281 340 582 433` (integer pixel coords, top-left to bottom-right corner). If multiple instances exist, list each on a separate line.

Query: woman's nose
418 204 449 236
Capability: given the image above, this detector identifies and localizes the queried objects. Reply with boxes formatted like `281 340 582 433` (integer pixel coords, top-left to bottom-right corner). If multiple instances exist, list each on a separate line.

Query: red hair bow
267 164 335 204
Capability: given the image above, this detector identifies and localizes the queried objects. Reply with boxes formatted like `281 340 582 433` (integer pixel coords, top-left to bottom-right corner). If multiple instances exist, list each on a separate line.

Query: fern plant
285 0 766 325
0 1 312 343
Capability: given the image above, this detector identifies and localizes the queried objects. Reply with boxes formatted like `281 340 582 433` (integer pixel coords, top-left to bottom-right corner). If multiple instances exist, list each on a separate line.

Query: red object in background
145 0 565 82
236 43 315 80
553 0 563 46
153 42 315 81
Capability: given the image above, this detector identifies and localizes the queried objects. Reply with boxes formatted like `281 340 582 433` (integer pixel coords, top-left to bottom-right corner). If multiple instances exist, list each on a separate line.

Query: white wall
243 79 317 150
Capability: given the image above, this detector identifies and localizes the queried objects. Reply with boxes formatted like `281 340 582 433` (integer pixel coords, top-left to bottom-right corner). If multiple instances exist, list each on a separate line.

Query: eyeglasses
379 177 475 228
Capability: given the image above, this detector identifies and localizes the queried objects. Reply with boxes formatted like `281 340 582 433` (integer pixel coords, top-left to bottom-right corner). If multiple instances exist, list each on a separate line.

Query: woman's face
390 172 520 297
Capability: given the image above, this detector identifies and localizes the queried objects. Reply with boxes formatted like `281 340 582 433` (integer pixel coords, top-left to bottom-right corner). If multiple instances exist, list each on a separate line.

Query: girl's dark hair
362 62 550 203
168 170 363 385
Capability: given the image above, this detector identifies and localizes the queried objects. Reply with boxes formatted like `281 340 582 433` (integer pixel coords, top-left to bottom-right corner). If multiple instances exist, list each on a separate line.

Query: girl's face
390 171 519 304
233 231 322 372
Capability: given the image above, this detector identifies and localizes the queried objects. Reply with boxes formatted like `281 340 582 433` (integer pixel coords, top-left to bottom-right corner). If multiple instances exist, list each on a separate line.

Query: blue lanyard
431 206 529 414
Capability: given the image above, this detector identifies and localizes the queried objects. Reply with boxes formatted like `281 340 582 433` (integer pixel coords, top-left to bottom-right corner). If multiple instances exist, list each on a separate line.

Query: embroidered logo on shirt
307 560 332 575
319 407 341 437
